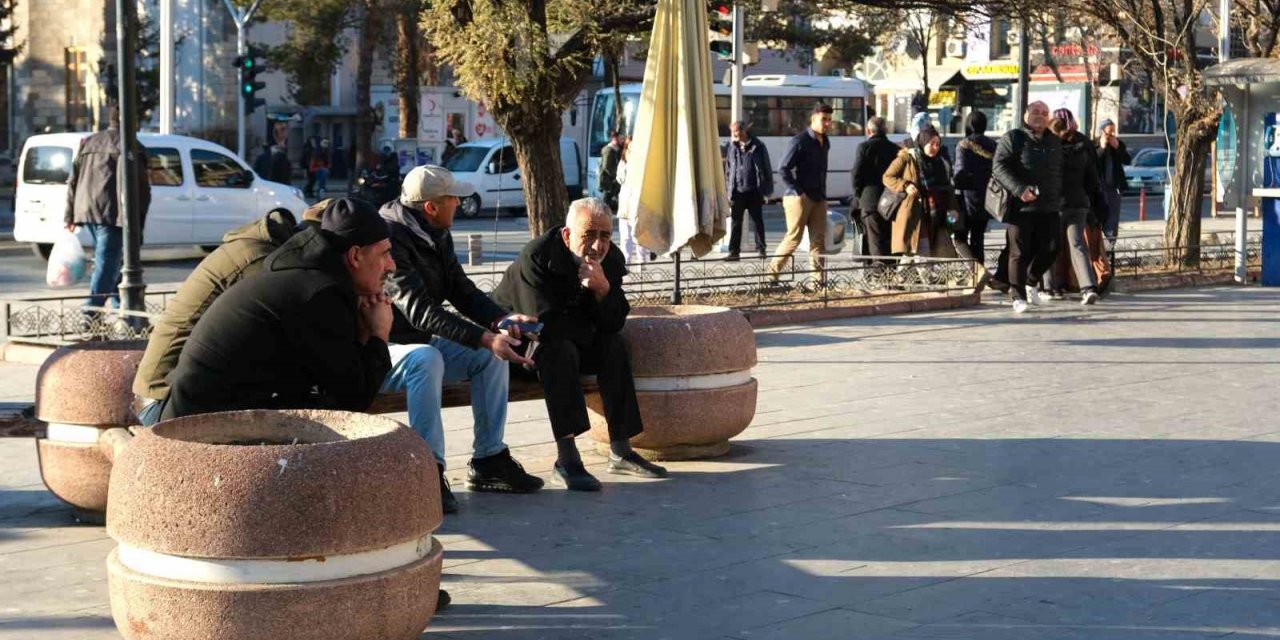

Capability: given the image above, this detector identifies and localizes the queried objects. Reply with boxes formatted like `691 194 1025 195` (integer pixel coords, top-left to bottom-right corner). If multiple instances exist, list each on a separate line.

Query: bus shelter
1205 58 1280 285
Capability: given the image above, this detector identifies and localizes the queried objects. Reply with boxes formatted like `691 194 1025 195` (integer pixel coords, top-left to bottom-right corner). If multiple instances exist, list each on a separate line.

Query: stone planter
35 340 146 524
588 305 757 460
106 410 443 640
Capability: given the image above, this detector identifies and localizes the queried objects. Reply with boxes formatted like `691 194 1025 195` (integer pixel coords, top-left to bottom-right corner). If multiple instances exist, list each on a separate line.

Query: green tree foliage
261 0 354 105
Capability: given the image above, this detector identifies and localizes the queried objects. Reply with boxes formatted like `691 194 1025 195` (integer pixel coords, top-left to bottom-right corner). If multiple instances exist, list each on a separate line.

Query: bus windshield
588 92 640 158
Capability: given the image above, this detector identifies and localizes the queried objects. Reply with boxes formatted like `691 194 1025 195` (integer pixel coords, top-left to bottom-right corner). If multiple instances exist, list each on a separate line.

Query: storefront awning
1205 58 1280 86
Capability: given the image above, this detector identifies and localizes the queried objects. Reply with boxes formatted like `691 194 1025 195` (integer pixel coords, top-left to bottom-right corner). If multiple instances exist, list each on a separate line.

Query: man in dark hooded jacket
952 111 998 261
160 198 395 420
132 207 310 425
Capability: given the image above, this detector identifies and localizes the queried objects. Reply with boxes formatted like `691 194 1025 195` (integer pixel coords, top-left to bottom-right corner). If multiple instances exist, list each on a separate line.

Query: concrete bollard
468 233 483 266
105 410 444 640
588 306 757 460
35 340 147 524
1139 187 1147 222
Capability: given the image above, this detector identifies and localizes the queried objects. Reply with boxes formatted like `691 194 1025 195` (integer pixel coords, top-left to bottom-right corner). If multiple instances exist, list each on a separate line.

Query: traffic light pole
220 0 263 160
730 3 744 126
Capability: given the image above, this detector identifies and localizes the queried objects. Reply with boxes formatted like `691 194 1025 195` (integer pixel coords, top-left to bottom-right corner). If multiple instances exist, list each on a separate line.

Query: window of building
64 47 90 131
192 149 250 188
145 148 184 186
991 20 1013 59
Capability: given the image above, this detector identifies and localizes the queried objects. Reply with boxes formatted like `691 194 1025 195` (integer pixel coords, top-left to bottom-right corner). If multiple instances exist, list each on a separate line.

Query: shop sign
962 63 1020 80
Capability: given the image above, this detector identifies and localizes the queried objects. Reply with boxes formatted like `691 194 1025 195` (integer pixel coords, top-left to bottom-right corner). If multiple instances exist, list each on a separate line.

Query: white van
442 136 582 218
15 132 307 259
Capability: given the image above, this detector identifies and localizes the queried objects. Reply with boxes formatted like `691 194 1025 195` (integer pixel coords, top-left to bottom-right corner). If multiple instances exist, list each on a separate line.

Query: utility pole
1220 0 1245 283
730 3 744 126
115 0 145 315
220 0 263 160
159 0 172 134
1016 17 1030 115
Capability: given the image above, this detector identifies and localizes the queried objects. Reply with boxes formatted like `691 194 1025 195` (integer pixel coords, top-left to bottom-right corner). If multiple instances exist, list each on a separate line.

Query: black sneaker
724 253 740 262
467 448 544 493
437 589 451 612
607 452 669 478
552 461 602 492
438 465 459 514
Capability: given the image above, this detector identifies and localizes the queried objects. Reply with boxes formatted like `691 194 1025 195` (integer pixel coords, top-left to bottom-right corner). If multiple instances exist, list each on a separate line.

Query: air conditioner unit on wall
945 40 966 58
1007 29 1021 47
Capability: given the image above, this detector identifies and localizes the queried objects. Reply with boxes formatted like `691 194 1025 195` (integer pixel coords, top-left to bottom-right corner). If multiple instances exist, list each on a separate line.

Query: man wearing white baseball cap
379 165 544 513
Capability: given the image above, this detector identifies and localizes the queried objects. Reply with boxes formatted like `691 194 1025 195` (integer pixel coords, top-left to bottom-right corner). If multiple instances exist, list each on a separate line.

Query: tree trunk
396 3 421 139
355 1 378 175
508 112 568 237
1164 115 1214 267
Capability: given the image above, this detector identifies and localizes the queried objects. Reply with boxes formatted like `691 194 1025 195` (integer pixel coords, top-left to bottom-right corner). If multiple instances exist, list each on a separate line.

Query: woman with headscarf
882 125 960 258
1048 109 1102 304
952 111 998 262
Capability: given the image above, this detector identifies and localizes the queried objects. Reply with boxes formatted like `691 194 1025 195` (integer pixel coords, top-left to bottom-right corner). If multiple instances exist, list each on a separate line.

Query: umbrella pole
671 250 683 305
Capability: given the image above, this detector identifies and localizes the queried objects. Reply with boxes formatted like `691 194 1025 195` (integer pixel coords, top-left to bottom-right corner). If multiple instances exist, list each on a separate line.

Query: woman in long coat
882 126 960 258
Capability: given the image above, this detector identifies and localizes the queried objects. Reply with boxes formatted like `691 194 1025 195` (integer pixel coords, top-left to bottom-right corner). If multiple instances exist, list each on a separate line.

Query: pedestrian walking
1049 111 1102 305
62 104 151 310
851 116 899 258
598 131 625 214
724 120 773 261
301 137 317 197
310 139 332 197
768 103 832 280
952 111 997 262
992 101 1063 314
1095 118 1130 246
881 125 960 259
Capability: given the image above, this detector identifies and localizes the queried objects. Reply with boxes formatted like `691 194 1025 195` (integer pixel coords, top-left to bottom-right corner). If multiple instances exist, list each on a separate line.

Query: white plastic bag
46 230 87 288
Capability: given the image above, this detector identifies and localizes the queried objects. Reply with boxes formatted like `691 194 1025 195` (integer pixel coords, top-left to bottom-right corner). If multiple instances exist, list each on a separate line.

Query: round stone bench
35 340 147 524
106 409 444 639
588 305 757 460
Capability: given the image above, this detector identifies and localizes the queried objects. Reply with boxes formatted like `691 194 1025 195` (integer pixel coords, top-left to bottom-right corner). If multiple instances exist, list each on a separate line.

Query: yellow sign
962 63 1020 80
928 89 958 109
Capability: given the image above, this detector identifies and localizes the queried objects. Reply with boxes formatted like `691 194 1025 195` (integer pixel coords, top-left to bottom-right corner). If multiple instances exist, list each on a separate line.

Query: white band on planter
116 535 436 584
45 422 106 444
633 370 752 392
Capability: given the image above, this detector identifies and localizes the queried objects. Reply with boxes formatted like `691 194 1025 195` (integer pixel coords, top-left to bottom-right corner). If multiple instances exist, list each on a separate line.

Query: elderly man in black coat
493 197 669 491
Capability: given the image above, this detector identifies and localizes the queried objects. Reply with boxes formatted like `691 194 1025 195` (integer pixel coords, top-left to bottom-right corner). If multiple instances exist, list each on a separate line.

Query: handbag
876 187 905 222
984 178 1011 222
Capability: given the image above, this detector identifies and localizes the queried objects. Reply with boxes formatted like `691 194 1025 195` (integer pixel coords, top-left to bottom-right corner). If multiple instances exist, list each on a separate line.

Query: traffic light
234 46 266 115
709 1 733 60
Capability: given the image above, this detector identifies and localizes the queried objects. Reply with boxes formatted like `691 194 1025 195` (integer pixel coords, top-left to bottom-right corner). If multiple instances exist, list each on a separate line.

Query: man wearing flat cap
160 197 396 421
380 165 544 513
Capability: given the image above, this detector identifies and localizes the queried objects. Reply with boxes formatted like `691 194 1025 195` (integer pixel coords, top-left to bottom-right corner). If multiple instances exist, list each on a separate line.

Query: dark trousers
534 333 643 442
1006 211 1061 300
860 212 891 257
954 191 990 267
728 191 767 255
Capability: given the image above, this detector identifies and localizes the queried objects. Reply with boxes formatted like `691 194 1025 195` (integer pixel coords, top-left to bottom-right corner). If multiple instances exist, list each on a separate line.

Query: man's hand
64 222 77 233
495 313 539 341
481 331 533 367
1107 135 1119 149
578 257 610 300
357 293 393 344
1019 188 1039 203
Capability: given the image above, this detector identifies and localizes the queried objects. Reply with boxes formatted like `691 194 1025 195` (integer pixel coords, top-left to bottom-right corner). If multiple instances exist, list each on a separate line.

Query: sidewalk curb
0 341 54 365
744 293 981 328
1111 269 1261 294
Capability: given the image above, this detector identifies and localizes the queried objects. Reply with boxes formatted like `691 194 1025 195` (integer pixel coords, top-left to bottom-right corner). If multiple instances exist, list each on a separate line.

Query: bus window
830 97 866 136
588 92 639 157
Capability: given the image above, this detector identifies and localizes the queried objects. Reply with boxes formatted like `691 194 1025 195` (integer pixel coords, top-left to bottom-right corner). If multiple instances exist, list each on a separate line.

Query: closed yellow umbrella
618 0 729 258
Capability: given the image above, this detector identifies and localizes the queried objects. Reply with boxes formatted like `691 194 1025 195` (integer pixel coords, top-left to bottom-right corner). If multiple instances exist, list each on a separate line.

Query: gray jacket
63 128 151 228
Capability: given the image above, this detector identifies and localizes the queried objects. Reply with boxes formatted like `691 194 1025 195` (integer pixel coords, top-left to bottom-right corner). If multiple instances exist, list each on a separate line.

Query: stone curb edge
1110 268 1261 294
743 293 981 328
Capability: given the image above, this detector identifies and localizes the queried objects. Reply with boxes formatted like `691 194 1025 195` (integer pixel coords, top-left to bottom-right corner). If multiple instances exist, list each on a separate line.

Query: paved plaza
3 285 1280 638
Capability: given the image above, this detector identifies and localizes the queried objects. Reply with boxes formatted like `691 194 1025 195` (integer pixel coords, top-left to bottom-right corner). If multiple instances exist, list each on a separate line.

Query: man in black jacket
63 104 151 309
1095 118 1130 245
493 197 668 491
769 103 832 280
992 101 1063 313
724 120 773 260
850 116 899 257
380 165 544 511
161 198 395 420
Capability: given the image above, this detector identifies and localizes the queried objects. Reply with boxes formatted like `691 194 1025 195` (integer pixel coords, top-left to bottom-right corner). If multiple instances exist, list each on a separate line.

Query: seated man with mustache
493 197 669 491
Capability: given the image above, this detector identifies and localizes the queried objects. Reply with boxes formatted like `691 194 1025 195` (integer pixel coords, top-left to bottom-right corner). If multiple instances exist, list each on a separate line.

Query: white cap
400 165 476 205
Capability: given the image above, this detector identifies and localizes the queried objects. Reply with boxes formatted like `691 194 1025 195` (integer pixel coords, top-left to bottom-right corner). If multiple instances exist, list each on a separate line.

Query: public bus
585 74 872 204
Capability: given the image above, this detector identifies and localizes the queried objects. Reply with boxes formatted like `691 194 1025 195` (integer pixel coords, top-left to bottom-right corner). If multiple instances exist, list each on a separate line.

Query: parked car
1123 150 1172 194
15 132 307 260
443 137 583 218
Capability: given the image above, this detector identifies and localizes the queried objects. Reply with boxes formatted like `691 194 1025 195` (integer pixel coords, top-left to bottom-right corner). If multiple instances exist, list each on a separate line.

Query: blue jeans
381 338 509 467
81 223 123 309
315 168 329 194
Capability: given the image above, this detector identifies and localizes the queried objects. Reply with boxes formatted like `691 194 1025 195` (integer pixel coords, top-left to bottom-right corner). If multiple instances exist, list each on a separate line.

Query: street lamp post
115 0 145 315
